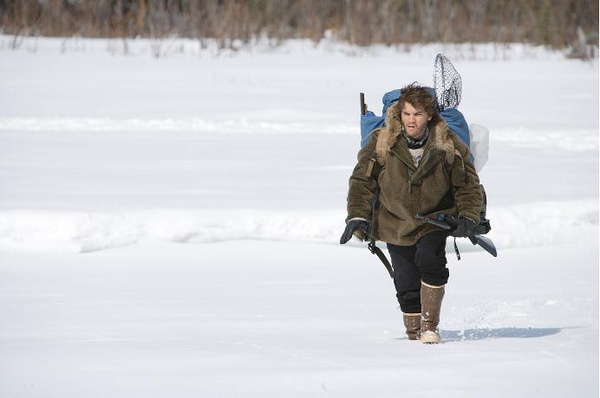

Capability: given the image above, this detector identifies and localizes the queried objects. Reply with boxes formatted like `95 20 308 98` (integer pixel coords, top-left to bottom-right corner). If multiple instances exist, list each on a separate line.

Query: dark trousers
387 231 449 313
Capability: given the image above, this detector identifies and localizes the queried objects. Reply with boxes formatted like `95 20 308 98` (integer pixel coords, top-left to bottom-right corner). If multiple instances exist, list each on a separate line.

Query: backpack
359 54 491 235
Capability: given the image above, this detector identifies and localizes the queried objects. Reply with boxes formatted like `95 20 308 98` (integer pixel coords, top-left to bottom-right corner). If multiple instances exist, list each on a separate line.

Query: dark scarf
403 127 430 149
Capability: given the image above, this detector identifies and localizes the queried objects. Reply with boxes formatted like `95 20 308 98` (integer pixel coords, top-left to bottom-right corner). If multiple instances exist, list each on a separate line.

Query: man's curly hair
398 83 440 125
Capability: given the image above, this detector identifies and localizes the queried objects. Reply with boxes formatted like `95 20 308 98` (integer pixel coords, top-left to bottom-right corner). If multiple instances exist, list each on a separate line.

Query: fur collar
375 101 455 165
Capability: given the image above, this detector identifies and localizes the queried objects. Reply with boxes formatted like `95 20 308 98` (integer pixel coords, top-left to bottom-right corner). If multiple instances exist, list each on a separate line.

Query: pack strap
365 188 395 279
368 240 394 278
453 237 461 260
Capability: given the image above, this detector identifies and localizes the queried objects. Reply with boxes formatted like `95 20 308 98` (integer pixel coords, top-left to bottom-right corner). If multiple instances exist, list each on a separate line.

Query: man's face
401 102 432 140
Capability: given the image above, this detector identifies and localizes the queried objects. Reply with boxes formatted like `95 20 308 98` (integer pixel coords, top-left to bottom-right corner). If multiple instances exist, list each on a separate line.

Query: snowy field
0 36 598 397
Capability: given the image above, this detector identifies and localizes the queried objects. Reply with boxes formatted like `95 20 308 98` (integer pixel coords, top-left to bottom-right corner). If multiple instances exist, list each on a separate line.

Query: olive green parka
346 101 483 246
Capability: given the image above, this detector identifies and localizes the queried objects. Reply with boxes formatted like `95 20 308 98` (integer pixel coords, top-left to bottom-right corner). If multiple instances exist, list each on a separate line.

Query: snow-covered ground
0 36 598 397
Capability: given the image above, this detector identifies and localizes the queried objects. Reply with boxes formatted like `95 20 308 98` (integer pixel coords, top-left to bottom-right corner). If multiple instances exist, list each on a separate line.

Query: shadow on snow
440 327 562 342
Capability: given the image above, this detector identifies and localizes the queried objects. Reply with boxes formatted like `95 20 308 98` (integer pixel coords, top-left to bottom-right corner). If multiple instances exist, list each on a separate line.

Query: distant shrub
1 0 598 58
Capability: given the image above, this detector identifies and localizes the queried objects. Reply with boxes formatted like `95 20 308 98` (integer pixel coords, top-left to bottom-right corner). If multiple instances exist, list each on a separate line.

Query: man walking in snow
340 83 483 344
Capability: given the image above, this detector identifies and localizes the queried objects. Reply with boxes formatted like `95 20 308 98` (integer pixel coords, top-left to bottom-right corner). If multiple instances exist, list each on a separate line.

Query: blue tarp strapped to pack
360 88 470 149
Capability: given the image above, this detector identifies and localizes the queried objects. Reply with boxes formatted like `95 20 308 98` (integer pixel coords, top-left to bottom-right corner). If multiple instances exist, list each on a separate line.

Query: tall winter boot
403 313 421 340
420 282 445 344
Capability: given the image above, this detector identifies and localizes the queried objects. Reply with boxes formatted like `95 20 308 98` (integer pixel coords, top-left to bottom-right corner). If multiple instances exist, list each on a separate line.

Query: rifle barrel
360 92 366 115
415 214 452 231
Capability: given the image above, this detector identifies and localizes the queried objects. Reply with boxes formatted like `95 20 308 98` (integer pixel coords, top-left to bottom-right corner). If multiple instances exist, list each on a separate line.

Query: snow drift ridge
2 118 597 151
0 199 596 253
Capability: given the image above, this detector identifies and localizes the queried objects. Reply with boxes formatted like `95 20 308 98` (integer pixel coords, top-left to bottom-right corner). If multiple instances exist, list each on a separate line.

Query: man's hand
450 217 476 238
340 219 369 244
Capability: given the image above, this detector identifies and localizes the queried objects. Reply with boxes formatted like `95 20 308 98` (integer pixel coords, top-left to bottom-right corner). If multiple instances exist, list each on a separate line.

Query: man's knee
421 267 449 286
416 232 449 286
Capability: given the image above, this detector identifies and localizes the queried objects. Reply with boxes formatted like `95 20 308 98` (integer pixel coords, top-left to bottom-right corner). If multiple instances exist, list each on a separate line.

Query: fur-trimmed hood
374 101 456 166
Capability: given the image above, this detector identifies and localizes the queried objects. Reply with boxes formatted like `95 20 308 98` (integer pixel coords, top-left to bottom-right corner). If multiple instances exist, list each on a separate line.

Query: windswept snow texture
0 37 598 398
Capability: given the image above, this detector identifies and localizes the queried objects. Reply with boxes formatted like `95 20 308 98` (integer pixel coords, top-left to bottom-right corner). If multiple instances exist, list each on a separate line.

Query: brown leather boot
403 313 421 340
420 282 445 344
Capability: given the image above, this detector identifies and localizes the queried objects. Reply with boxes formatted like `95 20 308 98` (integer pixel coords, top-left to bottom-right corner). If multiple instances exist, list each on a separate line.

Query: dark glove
339 219 369 244
450 217 477 238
